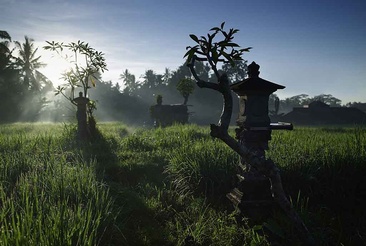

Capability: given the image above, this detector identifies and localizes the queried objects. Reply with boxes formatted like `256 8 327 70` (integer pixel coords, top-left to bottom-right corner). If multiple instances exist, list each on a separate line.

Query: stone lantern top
248 61 260 78
230 62 285 95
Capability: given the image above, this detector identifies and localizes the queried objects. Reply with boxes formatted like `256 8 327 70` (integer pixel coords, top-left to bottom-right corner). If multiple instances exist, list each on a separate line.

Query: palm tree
142 69 157 89
119 69 132 85
14 36 51 92
0 31 13 70
119 69 139 95
0 31 24 122
0 30 11 53
0 30 19 86
162 67 171 85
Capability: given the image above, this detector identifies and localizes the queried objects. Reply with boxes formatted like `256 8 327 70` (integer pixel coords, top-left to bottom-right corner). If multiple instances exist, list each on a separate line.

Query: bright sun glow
38 51 73 88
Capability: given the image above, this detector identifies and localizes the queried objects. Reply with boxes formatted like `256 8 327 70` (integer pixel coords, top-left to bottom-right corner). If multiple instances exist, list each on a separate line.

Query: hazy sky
2 0 366 103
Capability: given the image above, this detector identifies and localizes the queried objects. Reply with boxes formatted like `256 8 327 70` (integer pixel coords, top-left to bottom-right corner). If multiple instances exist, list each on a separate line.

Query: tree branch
187 56 219 91
189 52 313 245
210 124 313 244
216 74 232 130
207 55 220 78
186 23 313 245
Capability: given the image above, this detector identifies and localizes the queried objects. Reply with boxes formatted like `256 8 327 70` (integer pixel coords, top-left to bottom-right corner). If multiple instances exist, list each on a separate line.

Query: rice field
0 122 365 245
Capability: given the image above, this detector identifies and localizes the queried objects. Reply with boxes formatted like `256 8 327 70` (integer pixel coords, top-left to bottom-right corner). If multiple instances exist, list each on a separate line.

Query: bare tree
185 22 314 244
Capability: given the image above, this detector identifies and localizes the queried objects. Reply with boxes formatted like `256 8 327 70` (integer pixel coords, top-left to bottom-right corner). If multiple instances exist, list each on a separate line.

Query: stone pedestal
227 128 275 223
73 92 89 139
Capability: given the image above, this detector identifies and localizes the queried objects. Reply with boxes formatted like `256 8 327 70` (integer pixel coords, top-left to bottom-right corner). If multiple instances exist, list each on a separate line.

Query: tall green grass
116 124 366 245
97 124 265 245
267 127 366 244
1 123 365 245
0 124 114 246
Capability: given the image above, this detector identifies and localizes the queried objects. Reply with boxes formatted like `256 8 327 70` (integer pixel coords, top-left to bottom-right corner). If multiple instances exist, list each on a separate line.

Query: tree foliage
0 32 52 122
141 69 163 89
184 22 251 130
15 36 51 92
44 40 107 122
176 77 195 105
0 29 354 126
0 31 22 122
120 69 139 95
184 21 251 80
278 93 342 114
184 23 314 243
222 59 248 82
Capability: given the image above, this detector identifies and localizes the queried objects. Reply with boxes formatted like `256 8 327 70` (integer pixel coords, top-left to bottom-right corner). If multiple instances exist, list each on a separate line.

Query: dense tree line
1 30 362 125
269 93 343 116
90 61 236 125
0 31 53 122
108 60 248 125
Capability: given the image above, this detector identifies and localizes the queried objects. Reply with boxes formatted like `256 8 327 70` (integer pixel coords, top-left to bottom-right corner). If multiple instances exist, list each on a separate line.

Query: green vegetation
44 41 108 134
0 33 53 122
0 123 114 245
176 78 195 105
2 30 365 125
0 123 365 245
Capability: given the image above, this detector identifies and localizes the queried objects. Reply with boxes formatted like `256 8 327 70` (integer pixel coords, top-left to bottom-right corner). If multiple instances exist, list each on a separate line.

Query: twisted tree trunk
188 62 314 245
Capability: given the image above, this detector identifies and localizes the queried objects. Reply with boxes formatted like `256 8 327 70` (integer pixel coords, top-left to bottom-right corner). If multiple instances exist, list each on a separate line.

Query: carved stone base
227 172 274 224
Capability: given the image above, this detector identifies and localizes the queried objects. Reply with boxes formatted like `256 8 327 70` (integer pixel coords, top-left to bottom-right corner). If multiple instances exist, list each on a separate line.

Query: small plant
176 78 195 105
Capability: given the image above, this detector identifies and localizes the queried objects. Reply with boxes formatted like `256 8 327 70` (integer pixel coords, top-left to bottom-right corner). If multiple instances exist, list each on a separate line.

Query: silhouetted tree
15 36 51 92
0 30 14 73
141 69 158 89
1 32 46 121
44 40 107 134
88 78 150 125
155 74 164 87
279 94 342 114
280 94 309 113
311 94 341 106
169 64 192 89
346 102 366 112
185 22 313 243
222 59 248 82
176 77 195 105
0 31 12 60
162 67 171 85
0 31 24 122
120 69 139 95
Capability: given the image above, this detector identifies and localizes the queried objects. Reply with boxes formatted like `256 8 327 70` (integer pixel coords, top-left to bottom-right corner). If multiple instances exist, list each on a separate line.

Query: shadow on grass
73 127 171 245
281 162 366 245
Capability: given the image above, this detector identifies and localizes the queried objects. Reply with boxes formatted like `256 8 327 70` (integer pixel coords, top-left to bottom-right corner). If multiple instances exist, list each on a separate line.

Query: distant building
347 102 366 113
280 101 366 125
150 104 190 127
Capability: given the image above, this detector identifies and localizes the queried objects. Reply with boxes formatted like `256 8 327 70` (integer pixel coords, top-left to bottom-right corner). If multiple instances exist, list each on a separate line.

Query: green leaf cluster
44 40 107 121
44 41 107 101
176 78 195 99
184 22 252 69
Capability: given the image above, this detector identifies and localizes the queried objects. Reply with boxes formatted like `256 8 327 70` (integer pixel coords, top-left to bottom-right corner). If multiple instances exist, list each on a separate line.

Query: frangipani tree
44 41 107 135
184 22 313 243
184 22 251 130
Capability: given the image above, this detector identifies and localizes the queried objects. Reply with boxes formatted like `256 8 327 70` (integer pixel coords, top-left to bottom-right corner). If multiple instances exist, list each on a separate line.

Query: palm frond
0 30 11 41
